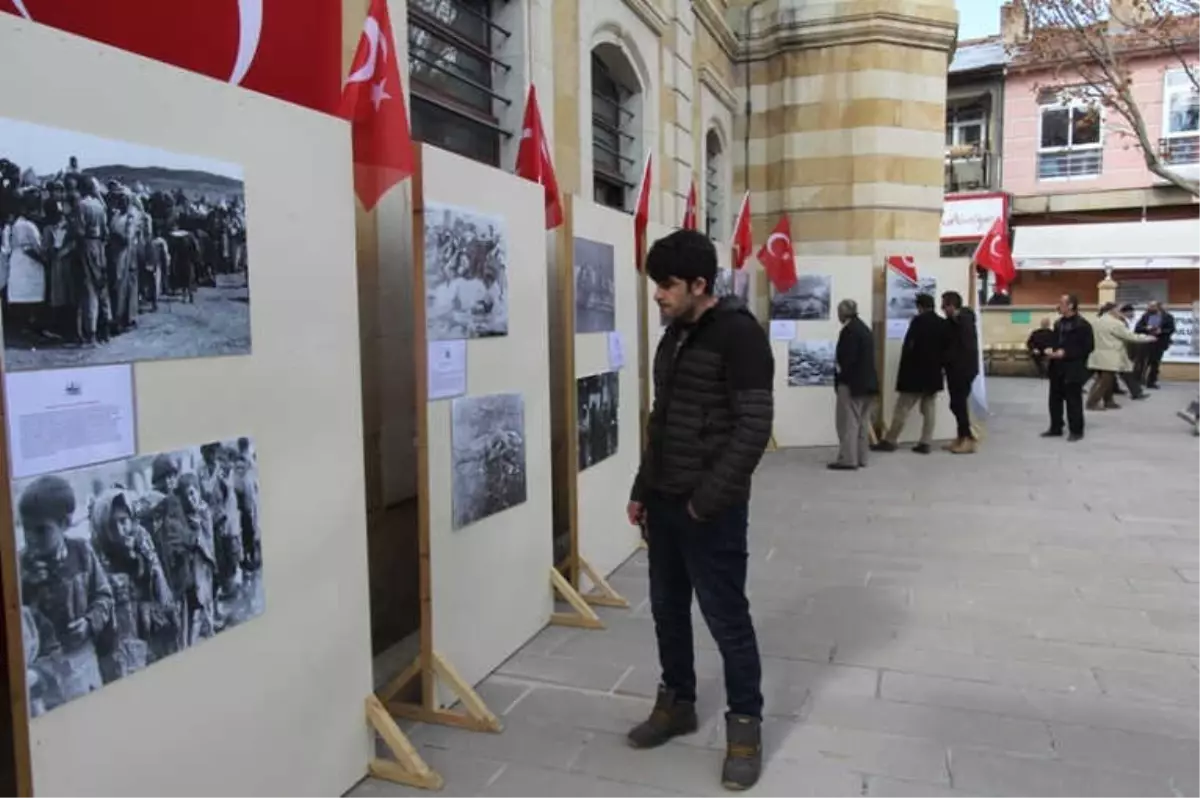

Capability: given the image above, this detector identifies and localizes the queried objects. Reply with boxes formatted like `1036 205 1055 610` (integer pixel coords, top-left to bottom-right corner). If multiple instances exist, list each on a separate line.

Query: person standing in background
625 229 773 791
1134 301 1176 389
873 293 946 455
940 291 980 455
830 298 878 470
1043 294 1095 442
1026 317 1055 379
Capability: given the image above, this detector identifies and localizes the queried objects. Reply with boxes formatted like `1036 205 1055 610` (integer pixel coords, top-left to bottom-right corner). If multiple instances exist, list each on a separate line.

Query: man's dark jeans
645 493 763 719
947 375 974 440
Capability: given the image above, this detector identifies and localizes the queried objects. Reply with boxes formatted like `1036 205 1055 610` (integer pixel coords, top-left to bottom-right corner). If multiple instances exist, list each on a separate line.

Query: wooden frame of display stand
547 195 630 632
0 377 34 797
362 150 500 792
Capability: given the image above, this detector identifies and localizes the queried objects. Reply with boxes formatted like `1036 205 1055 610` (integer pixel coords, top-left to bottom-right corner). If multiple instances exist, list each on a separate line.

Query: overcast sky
0 116 241 180
957 0 1004 40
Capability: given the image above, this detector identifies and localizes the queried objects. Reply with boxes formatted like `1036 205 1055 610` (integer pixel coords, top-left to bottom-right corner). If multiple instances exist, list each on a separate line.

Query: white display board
879 257 973 444
1 15 372 796
771 257 875 448
417 145 553 707
571 200 641 579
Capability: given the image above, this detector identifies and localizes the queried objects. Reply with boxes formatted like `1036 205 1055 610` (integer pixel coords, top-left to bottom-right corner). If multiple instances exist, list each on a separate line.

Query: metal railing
944 148 996 193
1037 148 1102 180
1160 135 1200 166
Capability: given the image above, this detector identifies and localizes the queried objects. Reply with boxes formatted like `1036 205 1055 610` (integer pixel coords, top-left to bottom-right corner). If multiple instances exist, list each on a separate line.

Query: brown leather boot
627 686 698 749
721 713 763 790
941 438 961 451
950 438 978 455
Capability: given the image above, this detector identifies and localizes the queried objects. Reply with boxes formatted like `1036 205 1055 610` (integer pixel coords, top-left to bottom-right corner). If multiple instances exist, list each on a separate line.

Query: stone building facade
341 0 959 654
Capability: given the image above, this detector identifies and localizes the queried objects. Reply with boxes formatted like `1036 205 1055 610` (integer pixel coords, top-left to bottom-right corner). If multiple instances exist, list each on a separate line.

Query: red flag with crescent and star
0 0 342 115
731 191 752 270
885 255 919 284
972 216 1015 291
681 178 698 230
514 84 563 229
341 0 414 212
757 215 797 293
633 153 653 270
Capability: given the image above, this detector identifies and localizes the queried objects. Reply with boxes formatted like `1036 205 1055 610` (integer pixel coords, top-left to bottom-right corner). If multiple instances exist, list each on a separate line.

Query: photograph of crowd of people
425 202 509 340
714 267 750 303
0 116 251 371
771 274 832 321
788 339 837 387
574 237 615 334
577 370 619 471
451 393 527 529
13 438 264 717
887 272 939 325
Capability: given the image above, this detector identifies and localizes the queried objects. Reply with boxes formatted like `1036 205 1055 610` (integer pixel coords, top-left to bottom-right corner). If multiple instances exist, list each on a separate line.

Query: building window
591 50 638 211
1037 93 1102 179
945 102 986 153
1161 68 1199 166
945 100 990 192
705 130 724 239
408 0 513 168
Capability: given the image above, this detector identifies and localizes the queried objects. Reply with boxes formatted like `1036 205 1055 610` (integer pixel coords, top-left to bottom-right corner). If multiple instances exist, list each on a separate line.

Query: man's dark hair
942 291 964 310
645 229 717 294
1119 303 1135 314
915 293 935 311
1064 293 1079 311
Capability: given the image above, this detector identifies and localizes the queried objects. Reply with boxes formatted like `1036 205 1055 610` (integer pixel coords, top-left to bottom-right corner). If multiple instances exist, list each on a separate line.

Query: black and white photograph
577 371 619 471
770 274 832 320
887 271 938 322
12 438 264 717
424 202 509 340
714 268 750 303
574 237 615 334
0 116 251 372
451 393 527 529
788 339 836 387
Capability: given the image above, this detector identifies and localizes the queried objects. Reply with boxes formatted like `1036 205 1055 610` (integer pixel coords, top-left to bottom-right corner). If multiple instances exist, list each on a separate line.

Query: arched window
705 128 724 239
407 0 515 167
591 46 641 211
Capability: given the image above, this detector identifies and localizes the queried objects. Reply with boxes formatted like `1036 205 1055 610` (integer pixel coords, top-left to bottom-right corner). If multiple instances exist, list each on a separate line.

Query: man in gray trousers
829 299 879 470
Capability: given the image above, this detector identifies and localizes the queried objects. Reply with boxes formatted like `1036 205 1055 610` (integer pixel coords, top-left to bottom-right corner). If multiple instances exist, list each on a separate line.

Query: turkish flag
757 215 797 293
514 84 563 230
973 216 1015 290
885 255 919 284
681 179 698 230
342 0 414 212
0 0 342 116
633 153 652 270
731 191 752 270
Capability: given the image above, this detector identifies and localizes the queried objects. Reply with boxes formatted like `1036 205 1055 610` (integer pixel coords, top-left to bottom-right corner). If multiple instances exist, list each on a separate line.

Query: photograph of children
12 438 263 717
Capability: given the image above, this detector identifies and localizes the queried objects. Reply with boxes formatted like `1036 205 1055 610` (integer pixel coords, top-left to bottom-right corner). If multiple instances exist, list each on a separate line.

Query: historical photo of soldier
450 393 527 529
788 339 837 387
770 274 832 320
424 202 509 340
577 371 619 470
573 236 616 334
0 116 251 371
12 438 264 717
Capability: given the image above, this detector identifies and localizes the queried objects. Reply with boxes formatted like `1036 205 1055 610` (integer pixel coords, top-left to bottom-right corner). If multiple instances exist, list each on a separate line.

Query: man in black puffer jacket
625 229 774 791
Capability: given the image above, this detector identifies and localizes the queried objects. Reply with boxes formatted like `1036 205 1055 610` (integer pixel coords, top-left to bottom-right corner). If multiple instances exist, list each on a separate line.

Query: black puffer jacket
631 297 774 520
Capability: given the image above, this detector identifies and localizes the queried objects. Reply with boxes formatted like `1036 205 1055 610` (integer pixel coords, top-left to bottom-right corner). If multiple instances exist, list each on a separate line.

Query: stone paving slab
349 379 1199 797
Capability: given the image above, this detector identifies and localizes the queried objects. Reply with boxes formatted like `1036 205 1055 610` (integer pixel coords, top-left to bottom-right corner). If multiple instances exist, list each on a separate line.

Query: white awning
1012 218 1200 271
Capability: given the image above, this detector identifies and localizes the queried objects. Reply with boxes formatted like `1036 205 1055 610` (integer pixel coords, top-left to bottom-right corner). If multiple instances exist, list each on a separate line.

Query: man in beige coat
1087 303 1156 411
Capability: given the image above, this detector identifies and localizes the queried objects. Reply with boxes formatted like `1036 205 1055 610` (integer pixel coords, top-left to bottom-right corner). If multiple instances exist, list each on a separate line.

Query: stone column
1098 269 1119 306
734 0 958 263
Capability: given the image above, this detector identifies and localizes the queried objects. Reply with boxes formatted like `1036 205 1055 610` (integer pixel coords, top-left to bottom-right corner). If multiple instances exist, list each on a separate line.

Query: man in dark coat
830 298 878 470
941 291 980 454
1133 300 1176 389
1026 317 1056 379
1043 293 1095 442
625 229 774 791
874 293 946 455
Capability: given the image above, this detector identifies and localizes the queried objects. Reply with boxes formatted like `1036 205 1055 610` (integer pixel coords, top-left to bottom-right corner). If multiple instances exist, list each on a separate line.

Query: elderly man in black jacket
874 293 946 455
625 229 773 791
830 298 878 470
941 291 980 454
1134 300 1176 389
1043 293 1095 441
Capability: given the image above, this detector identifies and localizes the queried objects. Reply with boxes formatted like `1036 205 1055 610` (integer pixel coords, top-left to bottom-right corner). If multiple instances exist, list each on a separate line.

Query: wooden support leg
548 566 605 630
578 556 629 609
365 695 444 791
381 654 503 734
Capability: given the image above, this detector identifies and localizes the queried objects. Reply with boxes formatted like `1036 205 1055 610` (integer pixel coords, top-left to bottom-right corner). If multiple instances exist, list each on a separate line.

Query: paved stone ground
352 378 1200 798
